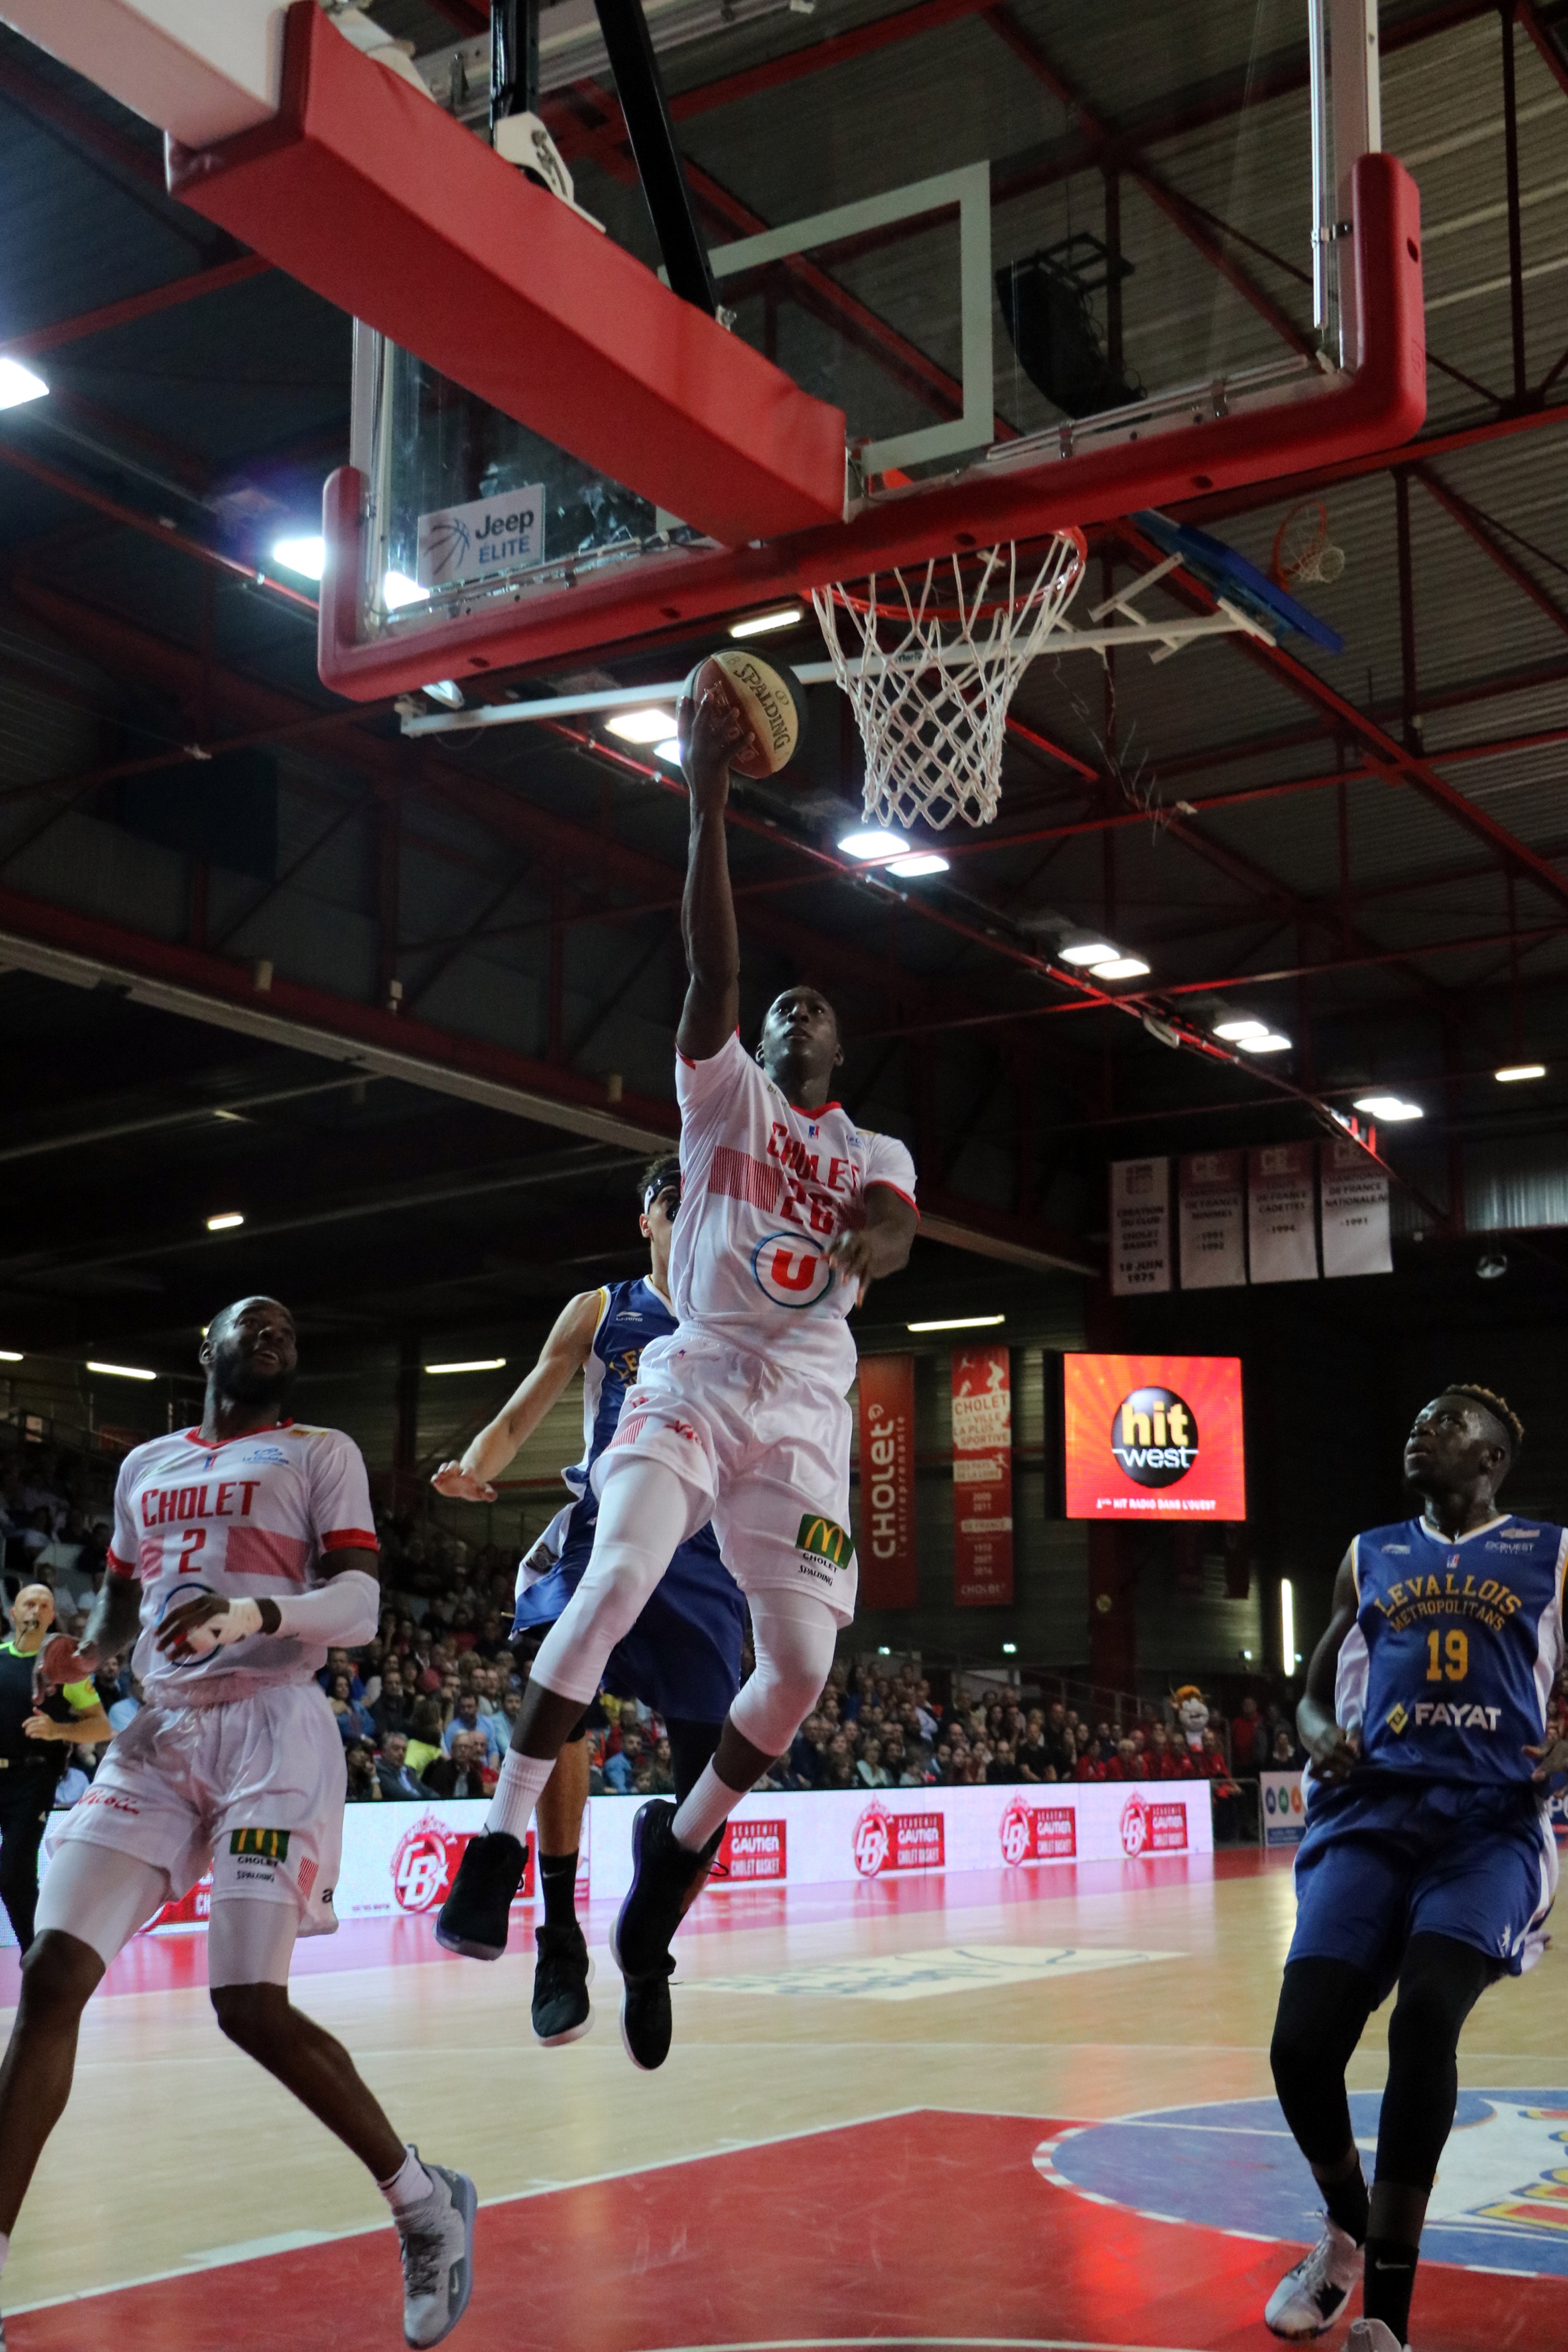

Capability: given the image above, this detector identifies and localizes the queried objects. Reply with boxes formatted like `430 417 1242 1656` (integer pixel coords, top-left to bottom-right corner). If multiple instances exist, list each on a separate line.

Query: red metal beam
1 254 271 363
1415 463 1568 640
0 440 319 612
1113 516 1568 915
1520 0 1568 96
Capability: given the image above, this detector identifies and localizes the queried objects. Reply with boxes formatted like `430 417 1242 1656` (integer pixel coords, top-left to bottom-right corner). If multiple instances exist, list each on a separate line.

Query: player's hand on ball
1524 1733 1568 1782
431 1461 497 1503
156 1593 266 1661
32 1632 97 1700
680 686 746 806
1305 1721 1361 1781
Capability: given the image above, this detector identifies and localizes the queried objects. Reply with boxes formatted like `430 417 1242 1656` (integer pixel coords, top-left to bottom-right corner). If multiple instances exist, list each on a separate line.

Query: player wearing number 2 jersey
1265 1385 1566 2352
0 1299 476 2350
437 674 918 2068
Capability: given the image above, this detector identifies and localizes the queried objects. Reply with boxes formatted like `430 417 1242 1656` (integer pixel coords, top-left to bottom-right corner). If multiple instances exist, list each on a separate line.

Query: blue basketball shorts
1288 1772 1558 1999
511 1538 744 1726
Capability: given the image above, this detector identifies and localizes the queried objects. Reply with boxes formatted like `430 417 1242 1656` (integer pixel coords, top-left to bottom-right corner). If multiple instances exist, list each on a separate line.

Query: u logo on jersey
750 1230 835 1308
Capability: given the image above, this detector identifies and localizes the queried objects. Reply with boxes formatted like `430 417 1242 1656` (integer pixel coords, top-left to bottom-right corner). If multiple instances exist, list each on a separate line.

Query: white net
812 532 1086 831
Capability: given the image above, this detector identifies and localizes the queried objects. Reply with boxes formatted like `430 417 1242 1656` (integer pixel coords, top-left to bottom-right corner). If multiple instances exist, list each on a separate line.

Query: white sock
672 1759 746 1852
378 2145 435 2215
485 1747 554 1843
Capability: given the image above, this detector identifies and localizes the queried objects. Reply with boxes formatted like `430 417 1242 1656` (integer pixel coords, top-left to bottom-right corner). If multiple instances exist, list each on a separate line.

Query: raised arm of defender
431 1289 603 1502
1295 1546 1361 1780
676 685 748 1063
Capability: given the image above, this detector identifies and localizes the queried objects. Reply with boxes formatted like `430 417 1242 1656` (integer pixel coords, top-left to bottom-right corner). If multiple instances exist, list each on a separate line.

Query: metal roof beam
1 253 271 363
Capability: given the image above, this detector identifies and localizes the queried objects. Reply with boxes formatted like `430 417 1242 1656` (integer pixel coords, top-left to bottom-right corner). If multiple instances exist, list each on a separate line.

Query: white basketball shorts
592 1327 858 1623
55 1680 345 1937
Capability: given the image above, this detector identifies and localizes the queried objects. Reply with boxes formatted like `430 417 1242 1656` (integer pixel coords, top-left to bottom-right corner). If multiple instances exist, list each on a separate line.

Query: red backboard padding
308 150 1423 700
166 1 847 546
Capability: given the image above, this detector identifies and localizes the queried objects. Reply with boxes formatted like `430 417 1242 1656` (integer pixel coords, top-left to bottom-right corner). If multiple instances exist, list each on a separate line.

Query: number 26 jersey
1335 1513 1567 1785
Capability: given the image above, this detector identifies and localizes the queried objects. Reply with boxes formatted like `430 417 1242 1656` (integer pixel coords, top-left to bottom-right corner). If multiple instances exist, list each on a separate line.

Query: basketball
683 648 806 778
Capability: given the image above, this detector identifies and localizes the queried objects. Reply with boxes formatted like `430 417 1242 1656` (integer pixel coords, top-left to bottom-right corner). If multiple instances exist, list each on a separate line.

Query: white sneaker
396 2156 477 2347
1347 2323 1408 2352
1265 2217 1363 2338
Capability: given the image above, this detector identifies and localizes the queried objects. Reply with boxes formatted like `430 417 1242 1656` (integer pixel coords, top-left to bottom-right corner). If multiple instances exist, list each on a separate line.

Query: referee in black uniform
1 1584 108 1950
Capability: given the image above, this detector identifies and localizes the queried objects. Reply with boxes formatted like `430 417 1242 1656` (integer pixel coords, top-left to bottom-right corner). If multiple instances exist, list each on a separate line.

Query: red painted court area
10 2108 1567 2352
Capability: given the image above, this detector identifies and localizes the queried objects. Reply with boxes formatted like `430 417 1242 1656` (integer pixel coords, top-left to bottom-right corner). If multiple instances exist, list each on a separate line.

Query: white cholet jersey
670 1032 918 1391
108 1420 378 1703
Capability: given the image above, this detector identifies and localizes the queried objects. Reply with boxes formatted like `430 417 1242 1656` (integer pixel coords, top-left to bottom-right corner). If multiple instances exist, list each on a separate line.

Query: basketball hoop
1270 499 1346 590
812 531 1086 831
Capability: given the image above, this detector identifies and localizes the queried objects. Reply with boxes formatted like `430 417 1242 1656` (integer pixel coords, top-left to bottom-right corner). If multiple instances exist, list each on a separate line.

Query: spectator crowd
13 1438 1565 1858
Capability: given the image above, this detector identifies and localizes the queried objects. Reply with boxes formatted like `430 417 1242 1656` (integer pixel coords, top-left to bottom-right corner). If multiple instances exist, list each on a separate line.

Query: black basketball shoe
610 1800 717 2068
434 1830 526 1959
620 1954 676 2071
531 1920 593 2044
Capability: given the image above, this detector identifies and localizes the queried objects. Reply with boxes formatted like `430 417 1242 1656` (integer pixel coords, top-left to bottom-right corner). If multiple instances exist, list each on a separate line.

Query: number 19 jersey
1335 1513 1567 1785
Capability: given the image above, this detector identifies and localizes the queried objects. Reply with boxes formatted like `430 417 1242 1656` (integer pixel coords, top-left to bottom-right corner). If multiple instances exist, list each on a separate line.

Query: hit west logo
1111 1386 1200 1490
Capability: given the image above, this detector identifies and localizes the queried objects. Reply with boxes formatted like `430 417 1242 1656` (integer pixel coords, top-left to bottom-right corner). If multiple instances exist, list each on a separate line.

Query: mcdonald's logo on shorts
797 1513 853 1570
230 1827 291 1861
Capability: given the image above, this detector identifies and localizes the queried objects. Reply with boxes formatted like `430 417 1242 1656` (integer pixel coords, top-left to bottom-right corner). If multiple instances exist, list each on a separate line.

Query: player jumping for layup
1265 1385 1564 2352
0 1299 476 2350
431 1153 745 2062
437 678 918 2065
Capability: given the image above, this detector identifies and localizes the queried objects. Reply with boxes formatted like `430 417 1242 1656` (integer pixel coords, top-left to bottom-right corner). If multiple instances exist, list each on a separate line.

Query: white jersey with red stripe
669 1033 918 1390
108 1420 378 1704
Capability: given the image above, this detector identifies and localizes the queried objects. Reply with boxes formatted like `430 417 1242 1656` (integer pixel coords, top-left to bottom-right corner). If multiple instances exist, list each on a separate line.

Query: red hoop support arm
308 151 1422 701
165 1 847 547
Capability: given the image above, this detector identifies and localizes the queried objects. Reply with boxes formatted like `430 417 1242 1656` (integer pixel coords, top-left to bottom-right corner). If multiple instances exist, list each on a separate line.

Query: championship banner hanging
1247 1143 1319 1283
1111 1156 1171 1295
1178 1151 1246 1289
951 1342 1013 1606
1319 1137 1393 1278
856 1354 918 1607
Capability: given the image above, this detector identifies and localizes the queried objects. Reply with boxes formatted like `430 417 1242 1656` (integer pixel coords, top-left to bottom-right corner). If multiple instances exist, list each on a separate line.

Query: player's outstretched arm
825 1181 919 1306
1297 1547 1362 1779
676 684 748 1062
431 1290 602 1501
35 1571 142 1695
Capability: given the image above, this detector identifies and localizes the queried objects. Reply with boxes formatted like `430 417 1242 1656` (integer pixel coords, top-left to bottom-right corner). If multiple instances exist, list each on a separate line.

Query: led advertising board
1063 1353 1246 1522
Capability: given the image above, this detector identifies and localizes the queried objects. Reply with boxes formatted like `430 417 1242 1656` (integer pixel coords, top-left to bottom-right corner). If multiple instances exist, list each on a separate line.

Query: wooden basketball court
3 1849 1565 2350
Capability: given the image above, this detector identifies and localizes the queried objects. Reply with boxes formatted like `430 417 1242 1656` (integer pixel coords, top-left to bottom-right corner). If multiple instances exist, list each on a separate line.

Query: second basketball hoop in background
684 649 807 778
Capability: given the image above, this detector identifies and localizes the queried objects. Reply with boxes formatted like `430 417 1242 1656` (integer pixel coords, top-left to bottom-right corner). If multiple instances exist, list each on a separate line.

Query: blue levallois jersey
558 1278 720 1565
1336 1514 1567 1785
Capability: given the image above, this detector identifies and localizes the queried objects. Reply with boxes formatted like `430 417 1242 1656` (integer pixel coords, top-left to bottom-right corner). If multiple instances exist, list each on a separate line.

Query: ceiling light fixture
0 1350 21 1362
424 1357 507 1374
907 1313 1006 1332
88 1361 157 1381
1214 1017 1269 1041
1495 1062 1546 1082
272 534 325 580
837 829 907 864
1088 955 1151 981
1059 937 1119 966
1244 1032 1293 1053
1354 1093 1423 1121
653 736 683 765
606 707 678 744
730 607 803 638
0 357 49 411
382 570 430 611
205 1212 245 1232
886 852 949 879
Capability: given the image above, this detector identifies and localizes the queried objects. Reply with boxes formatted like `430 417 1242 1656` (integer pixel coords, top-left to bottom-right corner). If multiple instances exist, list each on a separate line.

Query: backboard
167 0 1421 698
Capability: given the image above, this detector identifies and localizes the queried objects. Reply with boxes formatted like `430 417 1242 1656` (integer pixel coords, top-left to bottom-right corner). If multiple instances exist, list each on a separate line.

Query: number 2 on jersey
1426 1627 1468 1683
